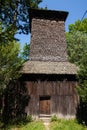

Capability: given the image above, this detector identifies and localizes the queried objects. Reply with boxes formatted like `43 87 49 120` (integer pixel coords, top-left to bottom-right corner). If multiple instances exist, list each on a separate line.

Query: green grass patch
1 121 45 130
1 119 87 130
21 121 45 130
50 119 87 130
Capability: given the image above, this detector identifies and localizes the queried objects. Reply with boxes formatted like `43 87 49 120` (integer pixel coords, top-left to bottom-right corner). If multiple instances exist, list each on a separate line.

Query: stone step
39 114 51 118
39 114 51 122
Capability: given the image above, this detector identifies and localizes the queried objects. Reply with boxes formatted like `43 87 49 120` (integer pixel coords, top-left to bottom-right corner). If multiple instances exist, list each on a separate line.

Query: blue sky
16 0 87 48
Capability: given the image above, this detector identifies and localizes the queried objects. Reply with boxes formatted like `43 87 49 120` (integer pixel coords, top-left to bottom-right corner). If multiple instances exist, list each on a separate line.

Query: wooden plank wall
24 74 78 118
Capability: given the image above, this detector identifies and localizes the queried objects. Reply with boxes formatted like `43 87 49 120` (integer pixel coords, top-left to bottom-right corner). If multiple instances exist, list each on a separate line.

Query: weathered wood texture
21 74 78 118
30 18 68 62
20 9 78 119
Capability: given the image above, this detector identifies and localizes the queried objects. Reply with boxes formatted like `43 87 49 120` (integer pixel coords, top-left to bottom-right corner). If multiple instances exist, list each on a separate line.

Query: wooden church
21 9 78 119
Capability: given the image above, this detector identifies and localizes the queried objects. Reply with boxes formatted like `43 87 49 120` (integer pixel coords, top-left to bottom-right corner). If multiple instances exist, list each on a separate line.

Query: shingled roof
21 61 77 75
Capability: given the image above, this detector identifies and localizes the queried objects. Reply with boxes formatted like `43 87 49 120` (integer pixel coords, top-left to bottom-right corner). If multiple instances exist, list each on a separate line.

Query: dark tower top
29 9 68 62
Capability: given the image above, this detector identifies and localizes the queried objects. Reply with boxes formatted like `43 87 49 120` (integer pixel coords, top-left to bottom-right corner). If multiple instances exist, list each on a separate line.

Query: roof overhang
21 61 78 75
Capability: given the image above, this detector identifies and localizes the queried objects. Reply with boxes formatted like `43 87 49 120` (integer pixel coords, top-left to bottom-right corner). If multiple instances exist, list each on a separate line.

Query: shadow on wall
76 99 87 126
2 81 30 124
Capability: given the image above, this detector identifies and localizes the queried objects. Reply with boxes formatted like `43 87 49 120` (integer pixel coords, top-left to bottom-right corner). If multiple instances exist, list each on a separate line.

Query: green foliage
2 81 29 124
77 53 87 103
0 23 17 43
66 18 87 99
30 0 43 8
20 43 30 61
5 115 33 126
51 115 58 122
26 115 33 122
0 0 43 34
50 119 87 130
0 22 22 94
68 18 87 33
66 18 87 124
66 31 87 65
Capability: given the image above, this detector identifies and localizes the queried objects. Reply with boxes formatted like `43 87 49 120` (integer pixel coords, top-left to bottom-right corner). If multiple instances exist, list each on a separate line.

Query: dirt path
44 122 50 130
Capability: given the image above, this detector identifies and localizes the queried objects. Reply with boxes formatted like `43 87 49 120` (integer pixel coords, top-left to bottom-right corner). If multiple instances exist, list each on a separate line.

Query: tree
20 43 30 61
66 30 87 102
30 0 43 8
0 22 22 94
66 18 87 124
66 31 87 65
68 19 87 33
0 0 43 92
77 53 87 102
66 18 87 66
66 19 87 100
0 0 43 34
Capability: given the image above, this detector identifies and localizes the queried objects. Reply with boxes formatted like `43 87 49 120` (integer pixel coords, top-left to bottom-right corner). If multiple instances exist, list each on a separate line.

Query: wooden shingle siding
30 18 68 62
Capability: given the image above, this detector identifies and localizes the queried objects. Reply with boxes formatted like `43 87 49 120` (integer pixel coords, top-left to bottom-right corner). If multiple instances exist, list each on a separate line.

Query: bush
26 115 33 122
51 115 58 122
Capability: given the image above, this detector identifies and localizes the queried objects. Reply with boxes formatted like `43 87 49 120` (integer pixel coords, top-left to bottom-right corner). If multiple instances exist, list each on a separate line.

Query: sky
16 0 87 48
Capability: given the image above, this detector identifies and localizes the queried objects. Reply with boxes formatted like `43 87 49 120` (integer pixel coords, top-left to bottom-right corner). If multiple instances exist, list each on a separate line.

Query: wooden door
39 96 51 114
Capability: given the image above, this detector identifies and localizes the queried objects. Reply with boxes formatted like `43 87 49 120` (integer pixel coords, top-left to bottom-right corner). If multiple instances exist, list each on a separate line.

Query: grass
1 121 45 130
50 119 87 130
20 121 45 130
0 119 87 130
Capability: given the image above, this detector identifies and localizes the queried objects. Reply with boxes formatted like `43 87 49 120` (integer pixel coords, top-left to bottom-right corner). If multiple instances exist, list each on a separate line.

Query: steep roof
21 61 78 75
